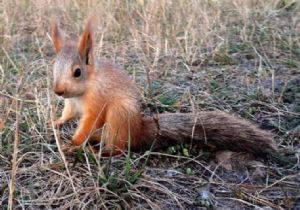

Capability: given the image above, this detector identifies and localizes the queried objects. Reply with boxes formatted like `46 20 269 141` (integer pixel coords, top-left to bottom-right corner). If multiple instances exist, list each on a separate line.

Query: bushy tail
138 111 277 156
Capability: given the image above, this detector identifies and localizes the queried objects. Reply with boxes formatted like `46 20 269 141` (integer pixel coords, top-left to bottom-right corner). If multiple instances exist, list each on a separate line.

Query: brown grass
1 0 300 209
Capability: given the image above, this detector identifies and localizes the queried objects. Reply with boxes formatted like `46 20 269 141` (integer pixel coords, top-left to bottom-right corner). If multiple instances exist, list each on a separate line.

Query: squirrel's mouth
59 93 72 99
54 89 72 98
59 92 82 99
54 91 70 98
53 86 84 98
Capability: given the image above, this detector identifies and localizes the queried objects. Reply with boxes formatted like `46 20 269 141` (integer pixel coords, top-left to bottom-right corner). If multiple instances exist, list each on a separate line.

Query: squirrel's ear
77 17 94 65
50 18 64 53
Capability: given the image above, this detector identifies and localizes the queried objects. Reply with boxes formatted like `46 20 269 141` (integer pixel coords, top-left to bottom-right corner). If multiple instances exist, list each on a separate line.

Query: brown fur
50 17 277 156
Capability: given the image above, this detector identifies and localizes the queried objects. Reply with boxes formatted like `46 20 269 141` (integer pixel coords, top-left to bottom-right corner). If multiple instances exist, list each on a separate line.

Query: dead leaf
215 150 234 171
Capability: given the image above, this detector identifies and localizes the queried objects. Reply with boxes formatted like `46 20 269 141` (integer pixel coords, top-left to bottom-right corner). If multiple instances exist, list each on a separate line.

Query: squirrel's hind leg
101 104 131 154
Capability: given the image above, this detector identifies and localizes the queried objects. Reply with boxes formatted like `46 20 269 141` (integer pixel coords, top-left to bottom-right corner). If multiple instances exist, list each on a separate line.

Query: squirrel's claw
48 119 64 129
61 143 79 154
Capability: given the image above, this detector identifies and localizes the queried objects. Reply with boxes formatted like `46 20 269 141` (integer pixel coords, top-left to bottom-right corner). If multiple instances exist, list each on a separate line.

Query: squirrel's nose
53 84 65 96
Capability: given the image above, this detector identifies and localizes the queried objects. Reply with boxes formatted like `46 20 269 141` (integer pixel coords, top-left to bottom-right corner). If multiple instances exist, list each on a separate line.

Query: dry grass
1 0 300 209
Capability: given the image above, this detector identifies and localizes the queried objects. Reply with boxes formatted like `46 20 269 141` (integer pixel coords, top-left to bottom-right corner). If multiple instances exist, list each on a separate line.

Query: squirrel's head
50 17 94 98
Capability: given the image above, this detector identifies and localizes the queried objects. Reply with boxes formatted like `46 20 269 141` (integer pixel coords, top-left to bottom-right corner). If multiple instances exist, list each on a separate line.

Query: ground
1 0 300 209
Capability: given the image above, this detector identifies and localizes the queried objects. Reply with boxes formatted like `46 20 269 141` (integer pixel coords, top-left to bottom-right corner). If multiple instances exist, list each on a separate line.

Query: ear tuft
77 17 94 65
50 18 64 53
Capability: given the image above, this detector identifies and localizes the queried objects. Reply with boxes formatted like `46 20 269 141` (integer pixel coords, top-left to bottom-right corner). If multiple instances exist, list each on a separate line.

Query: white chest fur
66 97 83 116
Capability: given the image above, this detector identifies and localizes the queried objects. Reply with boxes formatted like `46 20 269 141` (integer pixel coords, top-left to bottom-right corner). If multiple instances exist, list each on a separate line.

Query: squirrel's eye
74 68 81 78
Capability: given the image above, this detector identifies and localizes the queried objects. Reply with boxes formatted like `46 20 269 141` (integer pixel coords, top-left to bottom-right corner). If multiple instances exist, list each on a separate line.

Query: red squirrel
50 17 277 157
50 17 143 155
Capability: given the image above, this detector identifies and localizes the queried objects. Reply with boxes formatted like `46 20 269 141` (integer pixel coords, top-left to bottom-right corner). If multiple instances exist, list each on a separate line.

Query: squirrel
50 17 144 155
50 17 277 157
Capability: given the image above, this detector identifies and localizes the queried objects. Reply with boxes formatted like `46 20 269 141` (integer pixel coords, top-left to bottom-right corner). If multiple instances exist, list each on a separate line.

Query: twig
8 94 20 210
259 173 300 194
4 45 24 210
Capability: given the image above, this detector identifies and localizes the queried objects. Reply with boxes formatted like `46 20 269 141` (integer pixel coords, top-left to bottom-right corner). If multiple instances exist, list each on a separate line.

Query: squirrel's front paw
48 119 65 128
54 119 66 127
71 133 86 146
61 143 80 154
